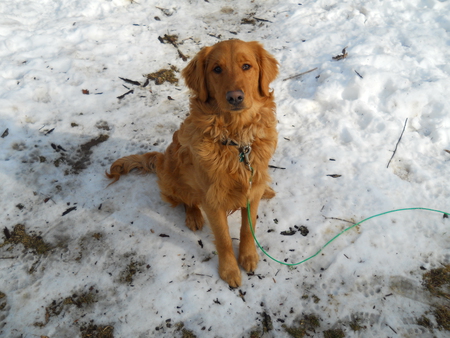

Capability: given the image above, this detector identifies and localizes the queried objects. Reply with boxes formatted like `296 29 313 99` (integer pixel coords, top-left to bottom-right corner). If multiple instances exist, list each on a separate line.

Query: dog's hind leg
184 204 204 231
262 186 276 199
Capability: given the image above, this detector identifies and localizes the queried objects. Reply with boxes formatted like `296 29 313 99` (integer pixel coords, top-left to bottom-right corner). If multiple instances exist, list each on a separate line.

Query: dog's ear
251 42 279 97
182 46 211 102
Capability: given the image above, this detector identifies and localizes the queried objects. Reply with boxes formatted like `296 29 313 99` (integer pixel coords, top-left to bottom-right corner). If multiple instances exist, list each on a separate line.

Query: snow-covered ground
1 0 450 337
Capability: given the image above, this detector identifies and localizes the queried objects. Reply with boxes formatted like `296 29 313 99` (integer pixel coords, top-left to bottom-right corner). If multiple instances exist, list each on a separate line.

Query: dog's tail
105 151 163 185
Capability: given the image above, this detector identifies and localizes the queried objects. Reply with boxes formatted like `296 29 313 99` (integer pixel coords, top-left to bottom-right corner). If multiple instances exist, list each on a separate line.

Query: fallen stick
283 67 318 81
323 216 356 225
119 77 141 86
387 118 408 168
117 89 134 100
269 165 286 170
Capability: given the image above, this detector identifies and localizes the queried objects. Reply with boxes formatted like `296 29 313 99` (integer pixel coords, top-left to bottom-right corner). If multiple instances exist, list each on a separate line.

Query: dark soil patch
434 305 450 331
1 224 52 255
349 317 366 332
417 315 433 329
282 314 320 337
323 328 345 338
146 66 179 85
0 292 6 311
34 290 98 328
418 264 450 332
176 322 197 338
158 34 179 45
422 265 450 300
80 323 114 338
157 34 188 61
120 260 145 284
54 134 109 175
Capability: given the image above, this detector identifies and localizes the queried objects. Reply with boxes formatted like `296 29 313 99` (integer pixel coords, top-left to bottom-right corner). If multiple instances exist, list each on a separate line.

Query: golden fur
106 40 278 287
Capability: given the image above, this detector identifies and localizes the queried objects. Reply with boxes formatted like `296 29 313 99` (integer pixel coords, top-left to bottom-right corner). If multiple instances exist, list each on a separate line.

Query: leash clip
239 145 252 168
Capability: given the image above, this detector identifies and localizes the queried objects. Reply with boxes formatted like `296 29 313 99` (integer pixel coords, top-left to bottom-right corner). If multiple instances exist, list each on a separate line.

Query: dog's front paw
238 250 259 273
185 205 204 231
219 259 242 288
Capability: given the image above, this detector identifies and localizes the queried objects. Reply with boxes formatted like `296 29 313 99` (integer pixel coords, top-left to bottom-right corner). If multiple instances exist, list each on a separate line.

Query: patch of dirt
261 311 273 333
80 323 114 338
1 224 52 255
323 328 345 338
434 305 450 331
417 315 433 329
282 314 320 337
158 34 179 45
349 317 366 332
0 292 6 311
175 322 197 338
74 232 106 263
241 17 256 25
119 259 146 284
157 34 188 61
34 289 98 327
422 265 450 300
153 320 197 337
95 121 111 131
146 66 179 85
416 264 450 333
54 134 109 175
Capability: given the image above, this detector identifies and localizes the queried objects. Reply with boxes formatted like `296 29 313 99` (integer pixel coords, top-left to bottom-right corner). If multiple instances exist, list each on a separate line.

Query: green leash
247 203 449 266
238 151 449 266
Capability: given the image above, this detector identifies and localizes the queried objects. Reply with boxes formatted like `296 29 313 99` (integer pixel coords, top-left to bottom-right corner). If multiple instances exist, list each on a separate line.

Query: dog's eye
242 64 251 70
213 66 222 74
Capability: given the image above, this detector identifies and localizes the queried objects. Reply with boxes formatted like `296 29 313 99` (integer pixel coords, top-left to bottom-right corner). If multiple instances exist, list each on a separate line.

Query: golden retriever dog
106 39 278 287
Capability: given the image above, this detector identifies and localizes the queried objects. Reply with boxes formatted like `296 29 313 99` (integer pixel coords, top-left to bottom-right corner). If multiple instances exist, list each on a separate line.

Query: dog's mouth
229 105 247 112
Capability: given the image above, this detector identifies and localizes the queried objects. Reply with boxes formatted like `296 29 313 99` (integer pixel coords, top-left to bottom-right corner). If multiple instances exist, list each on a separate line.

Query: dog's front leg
239 197 260 273
202 203 241 288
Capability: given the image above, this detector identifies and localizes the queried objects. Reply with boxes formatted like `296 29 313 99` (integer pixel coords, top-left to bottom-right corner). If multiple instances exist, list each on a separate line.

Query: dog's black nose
226 90 244 106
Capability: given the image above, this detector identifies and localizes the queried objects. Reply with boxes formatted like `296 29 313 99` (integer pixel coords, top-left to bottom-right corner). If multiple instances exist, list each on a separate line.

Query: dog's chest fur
177 105 277 208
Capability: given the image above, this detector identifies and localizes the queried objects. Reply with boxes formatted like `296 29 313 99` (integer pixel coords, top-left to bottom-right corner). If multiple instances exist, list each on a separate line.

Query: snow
1 0 450 337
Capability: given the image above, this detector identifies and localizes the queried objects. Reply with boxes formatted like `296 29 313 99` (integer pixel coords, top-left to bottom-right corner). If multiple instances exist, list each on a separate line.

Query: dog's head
182 40 278 112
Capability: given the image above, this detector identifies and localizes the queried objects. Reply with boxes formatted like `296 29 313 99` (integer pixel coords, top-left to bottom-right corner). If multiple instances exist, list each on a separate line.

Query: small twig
1 128 9 138
387 324 397 334
253 17 273 23
119 77 141 86
117 89 134 100
327 174 342 178
283 67 318 81
387 118 408 168
62 206 77 216
323 216 356 225
195 273 212 278
354 70 363 79
44 128 55 136
207 33 222 39
269 165 286 170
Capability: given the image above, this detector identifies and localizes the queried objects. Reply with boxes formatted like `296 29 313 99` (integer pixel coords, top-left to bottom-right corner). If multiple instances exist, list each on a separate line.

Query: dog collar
221 139 239 146
222 139 252 170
